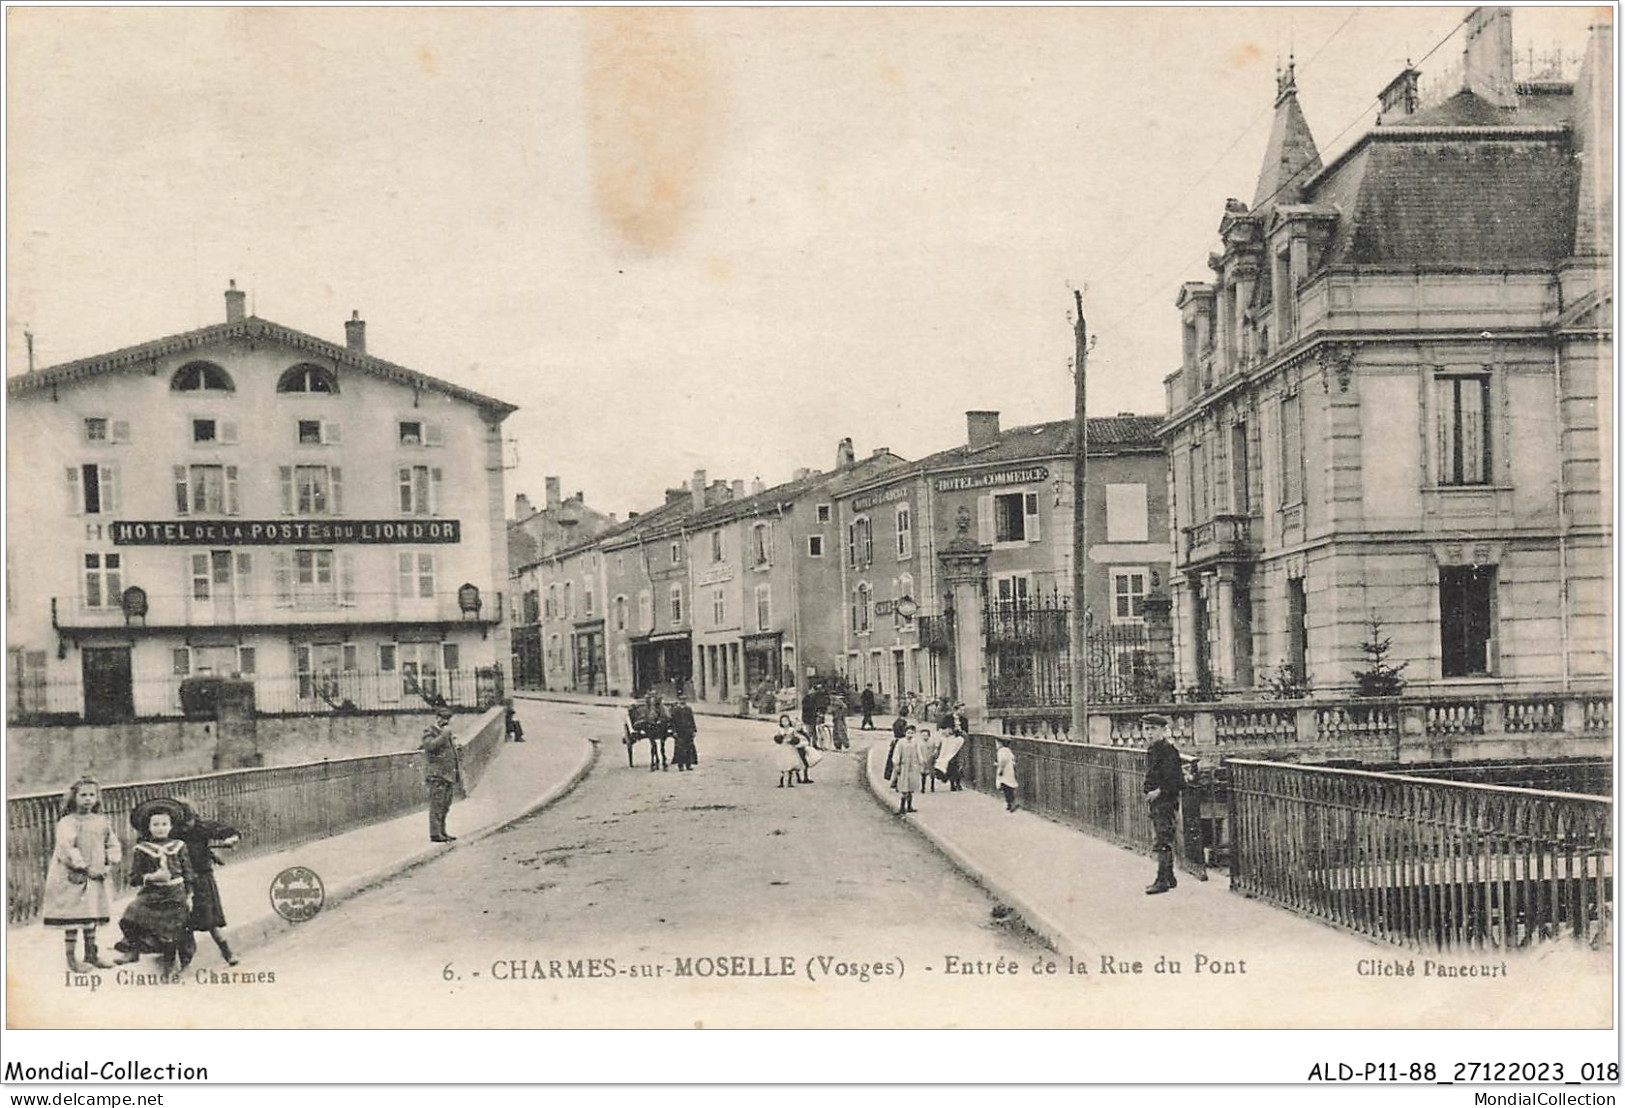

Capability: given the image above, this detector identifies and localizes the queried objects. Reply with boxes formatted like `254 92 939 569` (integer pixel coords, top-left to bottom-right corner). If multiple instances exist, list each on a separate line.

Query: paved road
70 701 1044 1028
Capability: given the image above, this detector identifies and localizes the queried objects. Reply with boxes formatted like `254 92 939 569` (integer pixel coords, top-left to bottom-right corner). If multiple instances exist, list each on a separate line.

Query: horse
623 701 669 771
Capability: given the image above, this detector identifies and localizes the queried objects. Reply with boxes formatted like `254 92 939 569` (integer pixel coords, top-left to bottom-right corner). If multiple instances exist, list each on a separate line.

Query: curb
224 735 599 960
860 744 1097 963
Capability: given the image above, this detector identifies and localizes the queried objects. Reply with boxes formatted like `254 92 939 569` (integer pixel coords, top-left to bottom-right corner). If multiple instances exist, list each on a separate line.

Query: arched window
277 363 339 394
170 361 234 392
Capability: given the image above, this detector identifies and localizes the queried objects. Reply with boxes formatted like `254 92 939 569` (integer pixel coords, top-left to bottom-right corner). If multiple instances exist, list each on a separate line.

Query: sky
5 6 1602 519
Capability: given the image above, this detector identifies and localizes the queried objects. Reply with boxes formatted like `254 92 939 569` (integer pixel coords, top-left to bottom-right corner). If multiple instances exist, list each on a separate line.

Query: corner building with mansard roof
1162 9 1612 699
7 283 516 722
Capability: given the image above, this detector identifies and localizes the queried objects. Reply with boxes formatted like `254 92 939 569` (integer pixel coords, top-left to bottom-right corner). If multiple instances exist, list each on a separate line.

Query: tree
1352 615 1408 698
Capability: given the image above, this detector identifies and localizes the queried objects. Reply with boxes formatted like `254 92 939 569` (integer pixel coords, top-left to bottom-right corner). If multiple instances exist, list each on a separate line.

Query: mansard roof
7 315 518 419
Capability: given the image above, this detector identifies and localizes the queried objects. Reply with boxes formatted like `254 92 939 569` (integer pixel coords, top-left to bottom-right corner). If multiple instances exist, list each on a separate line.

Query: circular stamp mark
269 866 325 923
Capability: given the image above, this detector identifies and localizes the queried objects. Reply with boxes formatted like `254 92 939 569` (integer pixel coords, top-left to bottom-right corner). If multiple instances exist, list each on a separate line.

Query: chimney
344 310 366 353
225 280 246 323
750 477 764 496
871 447 889 458
628 511 640 521
732 479 745 500
967 410 1001 450
514 493 534 520
573 491 584 503
665 487 687 505
545 477 561 511
793 468 812 481
1462 6 1517 110
836 437 856 469
708 479 729 506
690 470 706 509
1377 65 1421 123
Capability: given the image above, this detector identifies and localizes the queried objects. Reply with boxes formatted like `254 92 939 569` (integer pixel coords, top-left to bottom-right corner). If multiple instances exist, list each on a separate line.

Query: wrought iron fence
962 732 1208 875
8 666 503 725
1228 760 1613 951
7 707 506 923
983 601 1170 709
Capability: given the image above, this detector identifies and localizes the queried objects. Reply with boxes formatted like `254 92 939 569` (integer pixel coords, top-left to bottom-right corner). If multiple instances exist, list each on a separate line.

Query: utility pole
1070 290 1089 744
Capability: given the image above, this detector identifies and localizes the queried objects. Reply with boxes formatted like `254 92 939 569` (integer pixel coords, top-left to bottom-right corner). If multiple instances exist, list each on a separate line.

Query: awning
631 631 691 646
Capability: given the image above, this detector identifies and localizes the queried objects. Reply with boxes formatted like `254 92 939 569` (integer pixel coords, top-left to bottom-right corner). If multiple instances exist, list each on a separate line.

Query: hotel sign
851 485 910 514
934 466 1048 493
112 519 462 546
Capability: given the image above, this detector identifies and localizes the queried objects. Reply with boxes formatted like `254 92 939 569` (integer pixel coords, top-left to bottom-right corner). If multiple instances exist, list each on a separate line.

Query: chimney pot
732 479 745 499
751 477 764 496
966 410 1001 450
344 310 366 353
836 437 856 469
225 280 247 324
545 477 561 510
514 493 534 519
871 447 888 458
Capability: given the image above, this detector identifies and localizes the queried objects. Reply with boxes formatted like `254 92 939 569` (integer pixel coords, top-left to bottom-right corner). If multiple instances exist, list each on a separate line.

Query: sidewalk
859 738 1384 964
7 707 594 971
516 687 755 720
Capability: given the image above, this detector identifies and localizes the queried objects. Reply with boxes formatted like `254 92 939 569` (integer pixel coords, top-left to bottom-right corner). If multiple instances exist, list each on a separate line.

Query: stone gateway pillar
938 507 991 729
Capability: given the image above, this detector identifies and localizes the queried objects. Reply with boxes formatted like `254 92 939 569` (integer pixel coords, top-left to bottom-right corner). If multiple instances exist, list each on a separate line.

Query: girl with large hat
112 797 194 969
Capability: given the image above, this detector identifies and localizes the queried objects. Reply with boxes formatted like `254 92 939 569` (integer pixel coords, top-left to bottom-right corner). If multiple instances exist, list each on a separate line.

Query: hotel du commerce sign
110 519 463 545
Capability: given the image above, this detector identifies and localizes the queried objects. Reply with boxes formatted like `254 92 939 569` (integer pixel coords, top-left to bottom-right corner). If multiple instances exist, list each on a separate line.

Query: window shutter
419 553 436 599
221 421 239 445
847 524 856 567
331 467 344 515
398 552 413 598
424 421 443 447
174 466 189 516
279 466 294 515
977 495 995 544
111 421 131 443
323 422 342 445
1024 493 1041 542
430 467 443 515
101 465 119 513
225 466 240 515
273 552 293 607
339 553 356 607
191 552 210 601
66 466 81 515
235 552 253 601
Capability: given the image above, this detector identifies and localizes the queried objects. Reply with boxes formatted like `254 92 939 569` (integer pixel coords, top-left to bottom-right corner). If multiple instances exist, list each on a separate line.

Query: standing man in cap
421 704 462 843
1141 713 1184 894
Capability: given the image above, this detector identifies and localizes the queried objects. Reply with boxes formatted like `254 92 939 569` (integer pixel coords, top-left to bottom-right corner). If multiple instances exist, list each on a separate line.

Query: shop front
631 630 692 697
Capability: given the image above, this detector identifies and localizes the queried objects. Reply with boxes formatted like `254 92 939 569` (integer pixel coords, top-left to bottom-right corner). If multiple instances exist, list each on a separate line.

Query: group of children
43 777 243 974
772 715 823 787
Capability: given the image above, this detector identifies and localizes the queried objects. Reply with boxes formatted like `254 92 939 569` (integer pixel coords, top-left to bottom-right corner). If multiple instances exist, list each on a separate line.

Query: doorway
82 646 134 723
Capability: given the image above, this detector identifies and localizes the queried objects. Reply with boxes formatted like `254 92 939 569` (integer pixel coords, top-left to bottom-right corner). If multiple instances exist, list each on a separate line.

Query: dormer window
277 363 338 394
171 361 234 392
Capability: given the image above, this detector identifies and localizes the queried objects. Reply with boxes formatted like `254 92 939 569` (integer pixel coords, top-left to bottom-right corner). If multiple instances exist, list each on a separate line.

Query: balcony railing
1181 514 1254 565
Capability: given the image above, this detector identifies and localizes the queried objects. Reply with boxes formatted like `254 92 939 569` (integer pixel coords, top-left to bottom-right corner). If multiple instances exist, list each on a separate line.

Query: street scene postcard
2 4 1618 1089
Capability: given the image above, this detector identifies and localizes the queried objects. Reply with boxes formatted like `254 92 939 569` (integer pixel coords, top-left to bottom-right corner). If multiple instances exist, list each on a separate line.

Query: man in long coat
1141 713 1184 894
421 705 462 843
669 693 699 770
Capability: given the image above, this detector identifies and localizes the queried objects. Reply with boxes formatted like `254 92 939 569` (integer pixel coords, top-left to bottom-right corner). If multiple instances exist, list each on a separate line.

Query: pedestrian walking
505 702 526 742
829 694 850 750
995 737 1019 812
918 728 941 792
113 798 193 970
890 726 922 814
859 685 877 730
420 704 462 843
891 708 910 741
41 776 121 971
669 693 699 771
1142 713 1184 895
172 797 242 967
